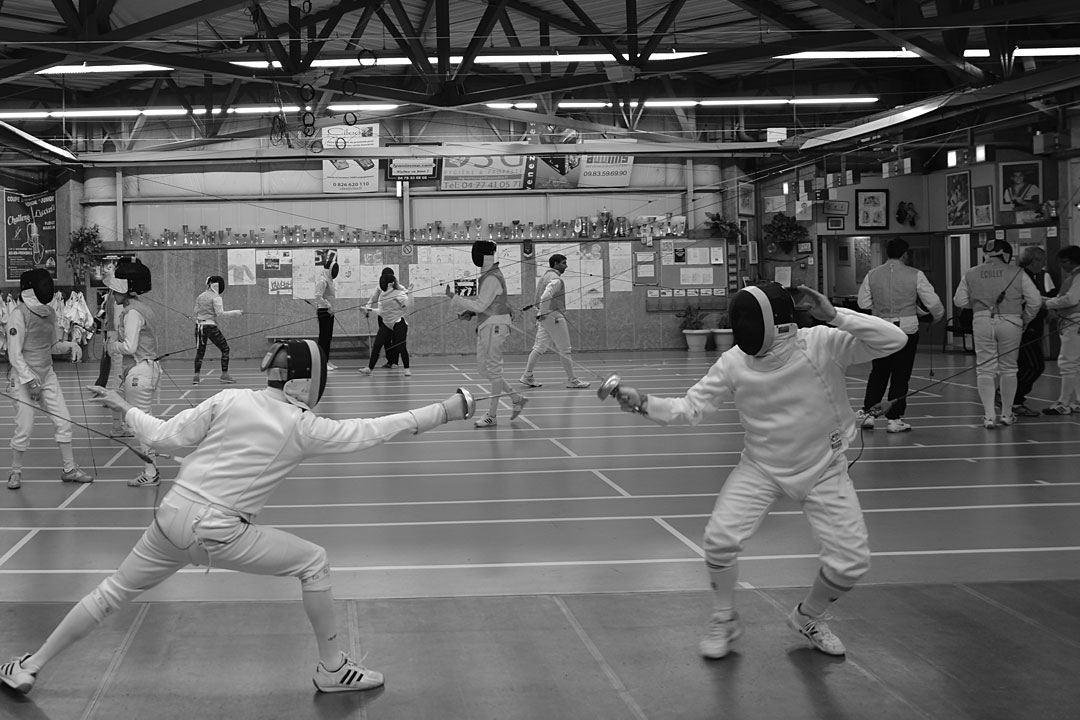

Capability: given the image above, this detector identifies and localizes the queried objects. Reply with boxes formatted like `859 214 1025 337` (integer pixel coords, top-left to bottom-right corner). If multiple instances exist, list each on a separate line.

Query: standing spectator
446 240 528 427
520 253 590 390
953 239 1043 428
192 275 243 385
1013 247 1056 416
605 283 906 659
856 238 944 432
6 269 94 490
95 264 130 437
361 269 412 377
314 252 339 371
1043 245 1080 415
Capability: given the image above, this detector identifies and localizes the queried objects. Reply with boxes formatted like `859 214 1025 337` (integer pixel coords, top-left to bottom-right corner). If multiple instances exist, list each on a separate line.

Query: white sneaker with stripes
313 655 384 693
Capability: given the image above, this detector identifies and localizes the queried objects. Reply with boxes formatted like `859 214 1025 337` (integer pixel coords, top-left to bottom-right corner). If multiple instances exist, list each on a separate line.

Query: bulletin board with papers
646 236 734 312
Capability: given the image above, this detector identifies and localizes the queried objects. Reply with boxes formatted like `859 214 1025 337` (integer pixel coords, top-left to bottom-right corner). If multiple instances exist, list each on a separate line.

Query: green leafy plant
705 212 742 242
761 212 808 254
66 225 104 282
715 312 731 330
676 304 708 330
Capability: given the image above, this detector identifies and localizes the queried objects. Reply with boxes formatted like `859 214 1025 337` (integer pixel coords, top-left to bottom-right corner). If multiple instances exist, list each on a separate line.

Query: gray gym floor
2 350 1078 719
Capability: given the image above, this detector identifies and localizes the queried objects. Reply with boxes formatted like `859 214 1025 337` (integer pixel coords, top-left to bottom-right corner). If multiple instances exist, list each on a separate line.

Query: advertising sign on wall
440 156 539 190
322 124 380 194
576 154 634 188
386 143 442 181
5 191 57 281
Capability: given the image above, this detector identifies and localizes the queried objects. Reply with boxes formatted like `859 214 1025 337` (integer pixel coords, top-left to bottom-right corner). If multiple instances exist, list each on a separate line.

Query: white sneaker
474 414 497 428
886 418 911 433
998 413 1017 426
787 605 845 656
855 410 875 429
403 369 412 377
519 376 542 388
510 397 528 420
983 417 997 429
312 655 384 693
61 466 94 483
128 471 160 487
6 472 20 490
358 367 372 375
326 362 338 372
699 612 742 659
565 379 590 389
0 653 36 694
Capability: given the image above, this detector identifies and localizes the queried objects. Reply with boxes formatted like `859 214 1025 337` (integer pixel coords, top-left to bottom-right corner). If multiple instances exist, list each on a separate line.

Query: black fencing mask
471 240 497 268
107 260 152 295
323 251 339 279
207 275 226 293
260 339 327 410
728 282 797 357
20 268 55 305
983 238 1013 264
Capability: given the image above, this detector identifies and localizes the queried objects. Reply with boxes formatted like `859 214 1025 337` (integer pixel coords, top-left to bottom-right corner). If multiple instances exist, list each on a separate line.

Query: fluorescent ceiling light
36 63 172 74
1015 47 1080 57
327 104 400 111
776 50 918 60
484 102 538 109
964 48 1080 58
558 101 611 108
304 51 706 69
140 108 189 116
0 111 51 119
230 106 300 114
191 109 223 115
789 97 878 104
700 98 788 106
52 109 141 118
643 100 699 107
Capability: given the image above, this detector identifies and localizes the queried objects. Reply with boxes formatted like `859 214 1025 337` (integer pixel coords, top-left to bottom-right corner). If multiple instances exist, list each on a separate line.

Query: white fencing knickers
702 454 871 588
7 368 74 451
79 484 330 621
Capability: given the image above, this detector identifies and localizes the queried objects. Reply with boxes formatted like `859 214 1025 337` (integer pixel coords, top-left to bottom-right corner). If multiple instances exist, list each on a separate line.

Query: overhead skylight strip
35 64 173 75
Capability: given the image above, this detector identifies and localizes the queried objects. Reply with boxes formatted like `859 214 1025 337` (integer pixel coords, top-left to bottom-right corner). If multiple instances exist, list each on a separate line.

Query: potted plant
705 212 742 242
761 212 808 255
712 308 735 353
676 304 711 352
66 225 104 283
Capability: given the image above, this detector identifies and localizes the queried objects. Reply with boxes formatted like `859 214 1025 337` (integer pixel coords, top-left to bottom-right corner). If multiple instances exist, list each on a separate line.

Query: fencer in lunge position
5 269 94 490
601 283 906 658
446 240 528 427
519 253 590 390
106 260 164 487
193 275 243 385
0 339 474 695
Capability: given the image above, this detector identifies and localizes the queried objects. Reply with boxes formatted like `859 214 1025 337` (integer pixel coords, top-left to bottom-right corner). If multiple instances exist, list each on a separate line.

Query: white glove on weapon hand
615 386 648 415
440 390 473 422
86 385 134 415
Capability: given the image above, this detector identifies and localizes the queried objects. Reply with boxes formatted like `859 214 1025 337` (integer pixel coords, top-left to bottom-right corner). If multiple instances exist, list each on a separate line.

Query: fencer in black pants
863 329 919 421
1013 246 1055 415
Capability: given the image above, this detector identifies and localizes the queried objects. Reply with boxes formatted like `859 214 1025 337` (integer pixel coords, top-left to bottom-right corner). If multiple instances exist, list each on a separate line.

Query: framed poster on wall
855 190 889 229
737 182 755 215
999 161 1042 211
827 216 845 230
972 185 993 226
945 171 971 229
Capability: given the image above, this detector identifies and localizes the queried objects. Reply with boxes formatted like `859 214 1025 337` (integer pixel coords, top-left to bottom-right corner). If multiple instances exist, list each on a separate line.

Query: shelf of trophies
119 211 689 249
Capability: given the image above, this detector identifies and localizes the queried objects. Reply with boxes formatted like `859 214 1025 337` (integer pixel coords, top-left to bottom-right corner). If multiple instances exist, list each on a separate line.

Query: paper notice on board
774 266 792 287
680 267 714 285
710 246 726 264
609 242 632 292
687 247 710 265
637 264 656 278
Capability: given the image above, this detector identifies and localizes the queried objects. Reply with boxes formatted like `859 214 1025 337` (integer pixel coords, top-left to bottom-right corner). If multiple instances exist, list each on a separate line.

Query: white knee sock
977 375 997 418
999 374 1018 413
302 587 343 667
58 442 76 472
706 563 738 620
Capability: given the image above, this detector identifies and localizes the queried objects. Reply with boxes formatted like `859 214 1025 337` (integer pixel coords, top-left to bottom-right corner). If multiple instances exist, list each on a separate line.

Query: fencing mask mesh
983 238 1013 263
728 282 797 357
20 268 55 305
471 240 497 268
260 339 327 410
